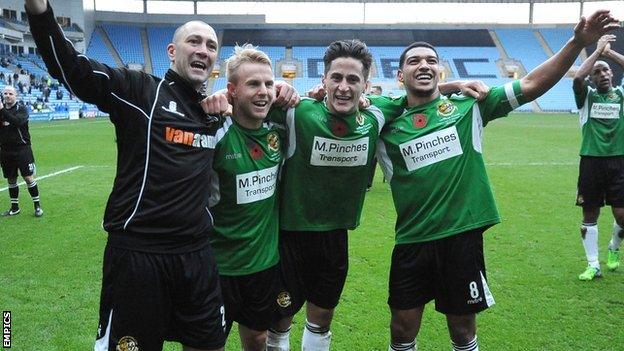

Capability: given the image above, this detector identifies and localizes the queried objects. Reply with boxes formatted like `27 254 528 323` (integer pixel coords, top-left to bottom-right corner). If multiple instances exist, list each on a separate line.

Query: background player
573 34 624 280
0 85 43 217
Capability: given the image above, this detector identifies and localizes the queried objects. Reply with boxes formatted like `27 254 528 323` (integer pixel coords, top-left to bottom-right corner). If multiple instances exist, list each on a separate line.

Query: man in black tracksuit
26 0 227 350
0 85 43 217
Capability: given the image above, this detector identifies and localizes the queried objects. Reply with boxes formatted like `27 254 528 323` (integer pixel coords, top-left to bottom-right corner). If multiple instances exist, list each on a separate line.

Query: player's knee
390 314 416 340
446 315 476 345
240 331 267 351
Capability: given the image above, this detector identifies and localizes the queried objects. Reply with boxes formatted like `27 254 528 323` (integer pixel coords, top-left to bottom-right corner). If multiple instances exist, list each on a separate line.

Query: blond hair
226 44 272 83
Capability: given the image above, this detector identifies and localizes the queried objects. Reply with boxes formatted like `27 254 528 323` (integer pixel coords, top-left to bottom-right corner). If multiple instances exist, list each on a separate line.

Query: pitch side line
0 166 83 192
486 162 576 166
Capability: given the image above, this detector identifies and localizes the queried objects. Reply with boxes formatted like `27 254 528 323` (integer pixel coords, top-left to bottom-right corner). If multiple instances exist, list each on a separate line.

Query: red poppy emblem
413 114 427 128
331 120 349 137
249 143 264 160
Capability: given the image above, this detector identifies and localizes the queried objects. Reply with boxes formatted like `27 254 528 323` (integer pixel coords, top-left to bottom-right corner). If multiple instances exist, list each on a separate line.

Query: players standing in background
0 85 43 217
375 11 618 351
573 34 624 280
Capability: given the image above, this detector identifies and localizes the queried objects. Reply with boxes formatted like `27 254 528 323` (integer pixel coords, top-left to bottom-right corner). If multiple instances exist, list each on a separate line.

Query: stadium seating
539 27 582 65
496 28 550 72
147 26 177 78
86 30 119 69
101 24 145 66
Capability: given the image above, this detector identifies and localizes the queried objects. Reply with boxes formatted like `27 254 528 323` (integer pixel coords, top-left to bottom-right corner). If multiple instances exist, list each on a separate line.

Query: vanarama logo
267 132 280 152
165 127 213 148
437 101 457 117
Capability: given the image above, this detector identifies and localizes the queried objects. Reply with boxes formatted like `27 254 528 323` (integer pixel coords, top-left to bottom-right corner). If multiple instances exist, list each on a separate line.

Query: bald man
0 85 43 217
25 0 227 349
573 34 624 281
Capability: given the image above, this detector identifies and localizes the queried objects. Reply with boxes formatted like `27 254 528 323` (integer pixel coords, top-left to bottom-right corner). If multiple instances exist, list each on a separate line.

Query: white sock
581 223 600 268
389 339 417 351
609 222 624 251
452 335 478 351
301 320 331 351
267 328 290 351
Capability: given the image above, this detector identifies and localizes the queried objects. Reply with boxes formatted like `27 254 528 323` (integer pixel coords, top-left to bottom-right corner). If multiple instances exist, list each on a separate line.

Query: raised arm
24 0 46 14
573 35 615 94
603 43 624 71
24 0 147 117
521 10 619 102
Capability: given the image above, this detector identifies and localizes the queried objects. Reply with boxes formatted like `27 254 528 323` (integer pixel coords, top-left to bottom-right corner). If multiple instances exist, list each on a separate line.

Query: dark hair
323 39 372 80
399 41 438 69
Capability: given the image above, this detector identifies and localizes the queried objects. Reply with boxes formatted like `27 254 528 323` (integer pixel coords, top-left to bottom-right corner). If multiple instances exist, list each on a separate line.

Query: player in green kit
264 40 488 351
376 11 619 351
573 35 624 280
207 44 291 350
265 39 386 351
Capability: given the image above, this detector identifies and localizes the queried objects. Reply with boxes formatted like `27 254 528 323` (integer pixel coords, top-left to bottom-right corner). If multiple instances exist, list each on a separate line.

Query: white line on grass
486 162 576 166
0 166 83 192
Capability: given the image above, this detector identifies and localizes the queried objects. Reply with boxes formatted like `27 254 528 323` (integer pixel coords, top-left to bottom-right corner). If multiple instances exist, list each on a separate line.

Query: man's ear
397 69 404 83
227 82 236 98
166 43 176 62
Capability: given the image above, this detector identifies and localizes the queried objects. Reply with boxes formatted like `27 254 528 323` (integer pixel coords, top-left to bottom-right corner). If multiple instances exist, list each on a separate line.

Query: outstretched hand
597 34 616 54
573 10 620 47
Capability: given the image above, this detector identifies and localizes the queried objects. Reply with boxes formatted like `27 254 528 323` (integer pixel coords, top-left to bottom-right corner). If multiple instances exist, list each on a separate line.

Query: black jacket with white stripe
29 4 221 253
0 102 31 148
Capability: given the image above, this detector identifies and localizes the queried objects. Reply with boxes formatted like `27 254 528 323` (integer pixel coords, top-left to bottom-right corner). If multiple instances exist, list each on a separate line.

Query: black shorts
0 146 35 179
95 243 226 351
220 264 291 333
576 156 624 208
388 228 495 315
279 229 348 313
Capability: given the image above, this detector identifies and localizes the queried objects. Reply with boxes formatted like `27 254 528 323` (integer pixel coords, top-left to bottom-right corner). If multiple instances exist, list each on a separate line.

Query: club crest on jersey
116 336 139 351
355 113 364 126
437 101 457 117
267 132 280 152
607 92 620 102
330 119 349 137
276 291 292 308
412 114 428 128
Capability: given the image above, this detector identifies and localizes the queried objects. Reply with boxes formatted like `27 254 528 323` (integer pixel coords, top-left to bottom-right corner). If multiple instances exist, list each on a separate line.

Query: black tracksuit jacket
29 4 222 253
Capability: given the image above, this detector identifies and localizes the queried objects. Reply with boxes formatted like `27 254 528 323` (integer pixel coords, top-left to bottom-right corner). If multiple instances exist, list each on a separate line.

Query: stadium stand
539 27 582 65
147 26 176 78
101 24 145 66
86 29 119 69
496 28 550 72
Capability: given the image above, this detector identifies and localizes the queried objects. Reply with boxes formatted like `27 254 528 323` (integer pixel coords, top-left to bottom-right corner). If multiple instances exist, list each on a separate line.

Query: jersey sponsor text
310 136 369 167
236 165 279 204
165 126 214 148
590 103 621 119
400 126 463 171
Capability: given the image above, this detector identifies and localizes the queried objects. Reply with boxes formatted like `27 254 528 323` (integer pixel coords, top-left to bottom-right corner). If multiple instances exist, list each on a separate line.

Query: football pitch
1 113 624 351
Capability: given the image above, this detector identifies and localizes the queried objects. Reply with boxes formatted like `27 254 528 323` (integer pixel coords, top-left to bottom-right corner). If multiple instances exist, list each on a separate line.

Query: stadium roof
149 0 619 2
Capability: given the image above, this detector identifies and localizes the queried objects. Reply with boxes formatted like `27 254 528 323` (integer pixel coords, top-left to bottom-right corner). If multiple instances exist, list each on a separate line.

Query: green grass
1 114 624 350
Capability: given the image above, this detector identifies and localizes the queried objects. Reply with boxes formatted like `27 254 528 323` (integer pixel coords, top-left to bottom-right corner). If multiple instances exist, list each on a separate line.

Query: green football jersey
377 81 527 244
208 117 284 276
268 97 388 231
574 82 624 156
